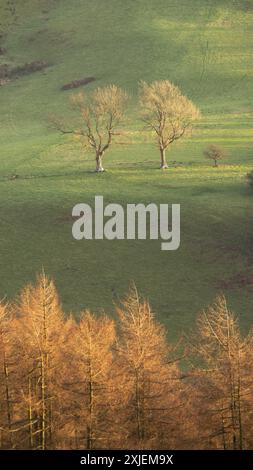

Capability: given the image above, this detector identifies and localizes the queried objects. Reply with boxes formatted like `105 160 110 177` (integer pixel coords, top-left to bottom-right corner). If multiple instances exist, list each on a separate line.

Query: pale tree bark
160 147 168 169
95 152 104 172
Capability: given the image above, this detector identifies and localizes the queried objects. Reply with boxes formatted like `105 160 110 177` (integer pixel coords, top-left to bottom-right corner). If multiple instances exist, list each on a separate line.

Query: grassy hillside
0 0 253 336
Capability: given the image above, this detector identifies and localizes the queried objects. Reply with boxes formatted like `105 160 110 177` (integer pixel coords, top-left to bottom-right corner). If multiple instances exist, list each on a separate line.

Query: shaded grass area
0 164 252 339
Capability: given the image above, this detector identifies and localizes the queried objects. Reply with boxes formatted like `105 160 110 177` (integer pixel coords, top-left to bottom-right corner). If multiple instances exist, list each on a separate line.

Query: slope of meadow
0 0 253 336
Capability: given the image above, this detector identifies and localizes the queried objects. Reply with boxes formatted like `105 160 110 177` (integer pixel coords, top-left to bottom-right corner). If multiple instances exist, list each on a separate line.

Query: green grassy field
0 0 253 337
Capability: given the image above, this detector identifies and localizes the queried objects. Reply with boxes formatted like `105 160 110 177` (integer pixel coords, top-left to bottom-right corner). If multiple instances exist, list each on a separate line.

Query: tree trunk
135 370 144 443
160 148 168 169
41 353 46 450
28 376 34 449
87 358 94 450
3 350 13 448
95 153 104 172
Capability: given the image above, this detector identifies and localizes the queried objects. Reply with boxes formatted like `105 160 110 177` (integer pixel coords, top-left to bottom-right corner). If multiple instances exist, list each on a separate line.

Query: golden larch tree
15 272 64 449
58 311 116 449
115 284 183 448
187 295 253 450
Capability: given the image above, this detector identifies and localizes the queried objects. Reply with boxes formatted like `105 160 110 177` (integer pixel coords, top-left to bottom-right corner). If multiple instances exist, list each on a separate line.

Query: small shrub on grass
204 144 227 167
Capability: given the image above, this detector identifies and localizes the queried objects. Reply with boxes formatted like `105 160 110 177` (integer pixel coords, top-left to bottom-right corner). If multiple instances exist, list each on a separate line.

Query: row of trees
1 273 253 450
52 80 200 172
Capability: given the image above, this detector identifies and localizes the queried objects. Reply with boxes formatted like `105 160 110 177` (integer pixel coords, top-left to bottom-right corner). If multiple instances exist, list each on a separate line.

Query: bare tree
204 144 227 167
139 80 200 169
52 85 128 172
